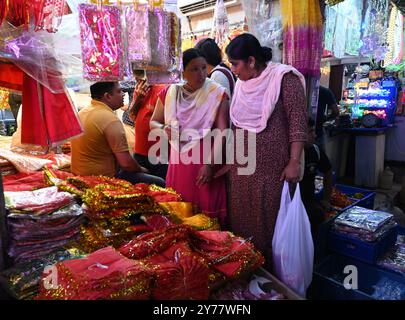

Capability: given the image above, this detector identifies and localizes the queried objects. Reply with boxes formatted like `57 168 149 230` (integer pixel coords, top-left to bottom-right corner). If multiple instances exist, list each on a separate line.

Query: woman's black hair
225 33 272 68
183 48 207 70
194 38 222 67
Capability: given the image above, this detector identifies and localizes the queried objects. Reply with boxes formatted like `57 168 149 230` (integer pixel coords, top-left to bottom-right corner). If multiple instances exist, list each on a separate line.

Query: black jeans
115 171 165 187
133 153 168 180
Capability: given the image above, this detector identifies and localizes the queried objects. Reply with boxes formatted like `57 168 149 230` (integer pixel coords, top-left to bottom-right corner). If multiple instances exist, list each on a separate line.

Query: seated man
71 82 165 187
300 119 333 237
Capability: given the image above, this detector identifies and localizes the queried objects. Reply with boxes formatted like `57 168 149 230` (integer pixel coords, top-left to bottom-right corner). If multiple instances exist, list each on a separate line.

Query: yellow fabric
280 0 323 28
71 100 129 177
160 202 195 220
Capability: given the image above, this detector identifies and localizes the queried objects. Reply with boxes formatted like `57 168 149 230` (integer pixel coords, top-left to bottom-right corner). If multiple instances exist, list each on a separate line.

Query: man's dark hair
90 82 116 100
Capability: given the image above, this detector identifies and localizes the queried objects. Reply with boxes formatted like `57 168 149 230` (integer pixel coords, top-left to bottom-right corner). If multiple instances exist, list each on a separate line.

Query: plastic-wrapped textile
147 7 171 72
169 12 182 71
360 0 390 62
36 246 153 300
210 0 230 50
125 4 151 69
1 27 85 94
79 3 125 81
377 235 405 274
145 11 182 85
4 186 75 215
146 69 181 85
333 220 397 242
377 247 405 274
32 0 67 33
141 213 175 230
372 277 405 300
145 242 210 300
240 0 283 63
0 149 52 173
2 170 72 192
6 201 84 264
323 0 364 58
191 230 265 279
0 248 86 300
334 206 394 233
119 224 193 259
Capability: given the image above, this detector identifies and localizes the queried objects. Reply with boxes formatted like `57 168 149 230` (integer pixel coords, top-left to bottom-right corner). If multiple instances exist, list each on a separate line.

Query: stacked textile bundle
4 186 84 263
378 235 405 274
191 230 265 281
0 158 17 176
119 225 264 299
0 249 86 300
332 206 397 242
37 247 152 300
145 241 211 300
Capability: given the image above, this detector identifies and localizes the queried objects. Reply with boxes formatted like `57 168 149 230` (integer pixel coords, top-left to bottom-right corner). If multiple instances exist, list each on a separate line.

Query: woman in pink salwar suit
150 49 230 227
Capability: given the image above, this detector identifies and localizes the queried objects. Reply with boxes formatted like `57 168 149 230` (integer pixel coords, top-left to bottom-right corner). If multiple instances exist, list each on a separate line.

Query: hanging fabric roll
280 0 324 76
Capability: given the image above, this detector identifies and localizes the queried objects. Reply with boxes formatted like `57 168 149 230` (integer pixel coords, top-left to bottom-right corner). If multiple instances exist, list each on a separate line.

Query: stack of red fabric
37 247 153 300
119 225 193 260
191 231 265 279
3 170 73 192
145 242 210 300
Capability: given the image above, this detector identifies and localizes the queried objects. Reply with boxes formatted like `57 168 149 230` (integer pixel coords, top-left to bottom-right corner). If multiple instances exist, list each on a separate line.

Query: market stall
320 0 405 189
0 0 306 301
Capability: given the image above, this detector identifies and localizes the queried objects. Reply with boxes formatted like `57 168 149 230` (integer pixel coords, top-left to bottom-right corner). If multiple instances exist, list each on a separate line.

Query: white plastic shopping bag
272 181 314 297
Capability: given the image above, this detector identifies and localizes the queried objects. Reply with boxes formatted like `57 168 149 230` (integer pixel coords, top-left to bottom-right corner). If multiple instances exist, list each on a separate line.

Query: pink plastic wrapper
125 4 151 68
147 7 171 72
79 4 125 81
146 70 181 85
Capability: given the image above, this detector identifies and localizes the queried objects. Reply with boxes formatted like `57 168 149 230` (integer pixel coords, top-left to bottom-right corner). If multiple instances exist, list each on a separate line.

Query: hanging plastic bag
272 181 314 297
78 2 125 81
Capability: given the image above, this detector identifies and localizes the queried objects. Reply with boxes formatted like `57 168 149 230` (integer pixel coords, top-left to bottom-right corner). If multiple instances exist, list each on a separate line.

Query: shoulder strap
209 67 234 95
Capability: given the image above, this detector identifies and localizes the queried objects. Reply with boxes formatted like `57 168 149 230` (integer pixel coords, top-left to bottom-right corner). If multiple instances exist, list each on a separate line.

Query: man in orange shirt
129 78 168 179
71 82 165 187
